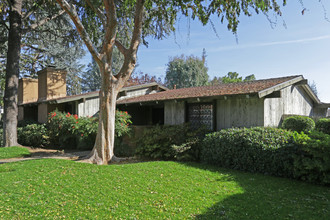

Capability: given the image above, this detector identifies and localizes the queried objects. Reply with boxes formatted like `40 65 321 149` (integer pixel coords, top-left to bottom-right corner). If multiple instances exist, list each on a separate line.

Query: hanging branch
56 0 101 65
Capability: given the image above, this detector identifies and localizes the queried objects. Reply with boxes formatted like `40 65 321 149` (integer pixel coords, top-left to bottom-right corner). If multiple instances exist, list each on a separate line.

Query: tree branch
114 40 128 56
116 0 144 81
26 10 66 31
101 0 117 58
85 0 106 27
55 0 101 64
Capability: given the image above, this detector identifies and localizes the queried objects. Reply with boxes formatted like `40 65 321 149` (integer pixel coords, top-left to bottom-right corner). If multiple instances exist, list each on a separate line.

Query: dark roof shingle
117 75 301 104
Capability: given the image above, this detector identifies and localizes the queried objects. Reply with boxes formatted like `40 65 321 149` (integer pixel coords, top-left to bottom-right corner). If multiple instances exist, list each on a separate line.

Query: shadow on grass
180 162 330 220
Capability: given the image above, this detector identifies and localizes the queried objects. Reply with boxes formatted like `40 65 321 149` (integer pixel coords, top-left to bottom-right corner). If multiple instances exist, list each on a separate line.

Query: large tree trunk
87 67 120 164
2 0 22 147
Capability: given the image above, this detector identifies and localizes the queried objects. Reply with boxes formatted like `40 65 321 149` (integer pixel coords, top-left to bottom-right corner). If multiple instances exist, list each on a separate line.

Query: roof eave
258 76 304 98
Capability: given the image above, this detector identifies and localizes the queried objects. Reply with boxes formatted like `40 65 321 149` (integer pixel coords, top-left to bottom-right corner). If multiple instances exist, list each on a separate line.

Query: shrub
293 131 330 185
0 128 2 147
47 110 132 150
200 127 307 177
282 115 315 133
17 123 49 148
315 118 330 134
135 124 208 161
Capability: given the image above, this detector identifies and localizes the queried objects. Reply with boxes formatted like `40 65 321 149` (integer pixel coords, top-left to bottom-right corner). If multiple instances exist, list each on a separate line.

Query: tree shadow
179 162 330 219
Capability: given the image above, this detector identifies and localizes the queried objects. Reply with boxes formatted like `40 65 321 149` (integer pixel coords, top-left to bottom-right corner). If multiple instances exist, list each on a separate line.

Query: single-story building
116 75 330 130
18 67 330 130
18 67 167 123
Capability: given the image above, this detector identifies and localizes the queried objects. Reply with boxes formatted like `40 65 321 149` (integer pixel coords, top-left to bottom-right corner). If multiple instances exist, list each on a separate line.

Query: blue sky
81 1 330 102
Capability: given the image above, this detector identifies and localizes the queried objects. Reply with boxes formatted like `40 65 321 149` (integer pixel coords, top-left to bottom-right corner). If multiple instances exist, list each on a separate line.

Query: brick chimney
37 67 67 101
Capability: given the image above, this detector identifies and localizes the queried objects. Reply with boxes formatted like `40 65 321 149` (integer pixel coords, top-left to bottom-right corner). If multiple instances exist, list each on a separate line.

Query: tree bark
2 0 23 147
87 66 120 164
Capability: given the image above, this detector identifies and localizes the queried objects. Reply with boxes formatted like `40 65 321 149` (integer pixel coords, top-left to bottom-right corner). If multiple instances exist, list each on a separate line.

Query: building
18 67 167 123
116 75 330 130
18 67 330 130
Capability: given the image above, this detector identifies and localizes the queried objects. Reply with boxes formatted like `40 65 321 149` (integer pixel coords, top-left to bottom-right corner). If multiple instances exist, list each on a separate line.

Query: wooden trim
258 76 304 98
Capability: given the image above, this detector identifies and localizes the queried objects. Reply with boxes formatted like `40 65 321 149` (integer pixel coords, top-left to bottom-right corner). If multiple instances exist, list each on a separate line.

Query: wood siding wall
216 98 264 130
164 101 185 125
78 98 99 117
264 85 313 127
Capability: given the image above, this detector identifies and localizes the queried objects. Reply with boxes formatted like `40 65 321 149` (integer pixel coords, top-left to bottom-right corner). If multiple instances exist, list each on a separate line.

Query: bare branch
55 0 101 64
85 0 106 27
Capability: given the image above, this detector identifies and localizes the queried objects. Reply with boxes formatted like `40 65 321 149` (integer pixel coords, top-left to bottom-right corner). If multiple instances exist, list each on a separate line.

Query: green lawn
0 146 30 159
0 159 329 219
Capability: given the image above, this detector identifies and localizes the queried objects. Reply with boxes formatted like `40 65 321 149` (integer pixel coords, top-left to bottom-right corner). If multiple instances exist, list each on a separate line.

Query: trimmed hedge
282 115 315 133
315 118 330 135
135 124 207 161
18 124 49 148
201 127 302 177
200 127 330 185
293 131 330 185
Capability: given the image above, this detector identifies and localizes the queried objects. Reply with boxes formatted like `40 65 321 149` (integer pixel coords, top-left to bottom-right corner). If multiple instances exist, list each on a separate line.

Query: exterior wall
264 85 314 127
78 97 99 117
216 97 264 130
164 101 185 125
18 106 24 121
118 87 158 101
18 78 38 103
38 103 48 123
38 68 67 101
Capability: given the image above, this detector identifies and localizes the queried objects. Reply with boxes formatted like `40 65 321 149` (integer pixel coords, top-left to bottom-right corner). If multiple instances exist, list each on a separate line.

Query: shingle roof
117 75 302 105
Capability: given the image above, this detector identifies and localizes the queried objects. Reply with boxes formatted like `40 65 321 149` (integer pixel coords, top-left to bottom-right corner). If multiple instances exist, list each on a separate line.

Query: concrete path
0 148 90 164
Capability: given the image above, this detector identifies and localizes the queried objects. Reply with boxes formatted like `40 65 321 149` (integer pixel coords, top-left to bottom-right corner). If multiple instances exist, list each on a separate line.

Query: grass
0 146 30 159
0 159 329 219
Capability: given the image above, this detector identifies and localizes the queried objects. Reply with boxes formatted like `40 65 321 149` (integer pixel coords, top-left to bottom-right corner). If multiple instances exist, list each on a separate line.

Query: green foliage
17 124 49 148
315 118 330 134
135 124 207 161
293 131 330 185
201 127 300 177
1 160 330 219
0 146 30 159
209 72 256 85
201 127 330 185
282 115 315 133
165 54 209 89
46 110 131 150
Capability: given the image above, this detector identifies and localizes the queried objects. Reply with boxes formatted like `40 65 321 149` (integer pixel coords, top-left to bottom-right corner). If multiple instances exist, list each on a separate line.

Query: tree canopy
165 54 209 89
55 0 286 164
210 72 256 85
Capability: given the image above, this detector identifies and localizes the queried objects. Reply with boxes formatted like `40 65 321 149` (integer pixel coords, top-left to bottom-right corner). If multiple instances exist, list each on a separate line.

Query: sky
81 1 330 103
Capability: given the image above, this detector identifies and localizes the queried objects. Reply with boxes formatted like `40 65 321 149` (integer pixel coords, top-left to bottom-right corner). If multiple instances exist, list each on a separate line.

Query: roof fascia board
300 84 321 104
258 76 304 98
56 92 99 104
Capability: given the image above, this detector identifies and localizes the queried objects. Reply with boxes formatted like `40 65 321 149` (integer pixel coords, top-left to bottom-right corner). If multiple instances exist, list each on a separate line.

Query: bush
200 127 308 177
282 115 315 133
315 118 330 134
47 110 132 150
135 124 208 161
293 131 330 185
17 123 49 148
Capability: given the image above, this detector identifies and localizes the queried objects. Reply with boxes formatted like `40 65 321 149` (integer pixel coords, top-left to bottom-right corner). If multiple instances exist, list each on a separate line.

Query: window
188 103 214 130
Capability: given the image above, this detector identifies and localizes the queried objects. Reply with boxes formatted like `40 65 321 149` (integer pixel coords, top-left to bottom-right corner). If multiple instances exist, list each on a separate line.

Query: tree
1 0 85 147
81 58 163 93
210 72 256 85
55 0 284 164
165 54 209 89
3 0 23 147
309 81 318 97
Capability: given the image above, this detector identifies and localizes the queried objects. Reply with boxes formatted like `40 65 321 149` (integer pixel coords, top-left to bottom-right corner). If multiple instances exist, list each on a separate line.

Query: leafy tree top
165 54 209 89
